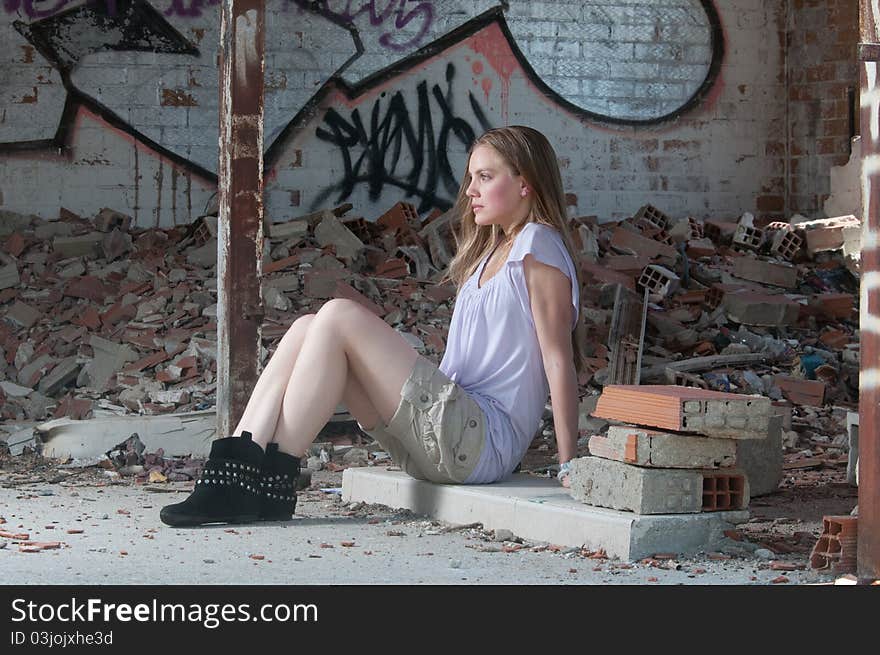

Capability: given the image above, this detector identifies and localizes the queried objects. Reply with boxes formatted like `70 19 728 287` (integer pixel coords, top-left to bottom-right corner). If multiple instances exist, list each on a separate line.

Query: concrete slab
36 410 217 458
342 467 749 561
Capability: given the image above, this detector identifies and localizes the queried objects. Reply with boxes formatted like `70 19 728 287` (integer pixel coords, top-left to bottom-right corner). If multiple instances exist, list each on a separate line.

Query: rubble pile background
0 202 860 472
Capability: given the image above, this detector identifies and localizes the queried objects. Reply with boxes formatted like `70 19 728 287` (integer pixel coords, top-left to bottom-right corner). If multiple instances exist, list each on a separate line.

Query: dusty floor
0 445 860 585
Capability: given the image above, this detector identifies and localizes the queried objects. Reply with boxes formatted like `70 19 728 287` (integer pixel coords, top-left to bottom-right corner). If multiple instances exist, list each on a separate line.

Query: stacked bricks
568 385 774 514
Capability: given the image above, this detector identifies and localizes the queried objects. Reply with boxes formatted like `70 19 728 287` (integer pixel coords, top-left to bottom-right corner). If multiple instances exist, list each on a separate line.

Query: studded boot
160 432 264 527
258 442 301 521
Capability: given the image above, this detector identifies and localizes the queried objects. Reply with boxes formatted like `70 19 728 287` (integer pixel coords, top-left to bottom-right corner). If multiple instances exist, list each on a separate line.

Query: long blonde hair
441 126 587 375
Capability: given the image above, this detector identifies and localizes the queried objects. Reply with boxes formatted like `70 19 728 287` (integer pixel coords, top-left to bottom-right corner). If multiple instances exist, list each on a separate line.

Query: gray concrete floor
1 468 842 585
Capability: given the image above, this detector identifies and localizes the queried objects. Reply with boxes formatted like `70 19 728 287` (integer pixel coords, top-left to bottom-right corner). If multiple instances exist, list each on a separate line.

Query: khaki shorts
357 356 486 484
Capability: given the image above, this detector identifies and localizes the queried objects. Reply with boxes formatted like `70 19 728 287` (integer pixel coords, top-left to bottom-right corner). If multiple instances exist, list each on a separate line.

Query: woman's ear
520 184 529 198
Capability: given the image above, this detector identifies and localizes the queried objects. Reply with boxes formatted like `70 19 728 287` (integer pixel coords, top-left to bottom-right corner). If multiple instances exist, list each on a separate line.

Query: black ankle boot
259 443 301 521
160 432 264 527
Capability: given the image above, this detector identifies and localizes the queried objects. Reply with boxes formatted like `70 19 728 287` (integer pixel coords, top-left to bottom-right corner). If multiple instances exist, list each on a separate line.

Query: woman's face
465 144 529 233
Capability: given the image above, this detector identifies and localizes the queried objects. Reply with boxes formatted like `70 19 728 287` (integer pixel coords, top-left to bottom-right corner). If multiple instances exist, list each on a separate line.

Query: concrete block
731 257 798 289
3 301 41 329
78 335 138 391
0 380 33 397
53 233 103 259
341 467 749 561
591 426 736 469
569 456 702 514
37 356 81 396
722 291 800 327
18 353 53 388
735 414 782 497
314 213 365 262
267 219 310 239
186 238 217 268
0 210 34 236
34 221 74 240
0 263 20 291
263 273 301 292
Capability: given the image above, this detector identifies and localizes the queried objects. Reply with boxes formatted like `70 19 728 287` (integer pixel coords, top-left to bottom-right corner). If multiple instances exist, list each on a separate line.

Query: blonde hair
441 126 587 375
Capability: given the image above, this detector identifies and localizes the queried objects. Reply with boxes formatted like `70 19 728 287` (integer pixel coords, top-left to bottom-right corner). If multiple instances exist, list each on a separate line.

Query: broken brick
64 276 113 302
809 293 855 320
122 350 170 374
773 375 826 406
4 232 25 257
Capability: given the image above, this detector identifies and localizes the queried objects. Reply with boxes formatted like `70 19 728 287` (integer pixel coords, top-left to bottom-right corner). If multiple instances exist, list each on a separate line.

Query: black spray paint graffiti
289 0 434 52
2 0 218 18
13 0 198 73
312 64 492 214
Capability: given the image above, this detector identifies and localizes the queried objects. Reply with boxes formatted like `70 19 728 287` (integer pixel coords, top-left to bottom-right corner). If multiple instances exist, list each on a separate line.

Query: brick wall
787 0 860 218
0 1 852 226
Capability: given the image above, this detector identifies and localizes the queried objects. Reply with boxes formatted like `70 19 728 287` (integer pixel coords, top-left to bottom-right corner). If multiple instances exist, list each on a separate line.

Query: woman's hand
557 461 572 488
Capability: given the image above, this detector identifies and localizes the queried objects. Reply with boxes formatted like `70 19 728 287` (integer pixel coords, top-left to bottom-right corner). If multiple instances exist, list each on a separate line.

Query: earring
521 188 528 197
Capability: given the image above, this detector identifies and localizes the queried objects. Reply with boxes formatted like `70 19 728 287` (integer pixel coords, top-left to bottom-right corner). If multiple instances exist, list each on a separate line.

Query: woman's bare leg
270 299 420 457
232 314 316 445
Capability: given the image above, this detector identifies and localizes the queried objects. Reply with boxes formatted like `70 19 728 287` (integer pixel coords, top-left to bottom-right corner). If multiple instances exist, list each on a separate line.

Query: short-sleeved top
439 222 579 483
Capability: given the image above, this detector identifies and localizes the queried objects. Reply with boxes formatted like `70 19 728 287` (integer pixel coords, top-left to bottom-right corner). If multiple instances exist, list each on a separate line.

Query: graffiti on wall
12 0 198 72
312 63 491 213
2 0 220 19
288 0 434 52
1 1 726 221
291 0 724 124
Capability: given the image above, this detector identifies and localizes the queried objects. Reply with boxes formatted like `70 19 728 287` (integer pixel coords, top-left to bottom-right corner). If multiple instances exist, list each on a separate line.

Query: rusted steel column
859 0 880 582
217 0 265 438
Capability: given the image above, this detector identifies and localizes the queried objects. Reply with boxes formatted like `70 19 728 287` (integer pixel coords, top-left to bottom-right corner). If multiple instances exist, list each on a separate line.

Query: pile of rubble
0 201 457 426
0 201 861 470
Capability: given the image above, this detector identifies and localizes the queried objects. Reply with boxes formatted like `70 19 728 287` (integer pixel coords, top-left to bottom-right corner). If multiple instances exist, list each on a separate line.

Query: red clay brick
773 375 826 406
122 350 170 374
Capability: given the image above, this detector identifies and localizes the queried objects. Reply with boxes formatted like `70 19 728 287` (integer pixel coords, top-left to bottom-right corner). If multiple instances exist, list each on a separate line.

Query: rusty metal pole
858 0 880 582
217 0 265 437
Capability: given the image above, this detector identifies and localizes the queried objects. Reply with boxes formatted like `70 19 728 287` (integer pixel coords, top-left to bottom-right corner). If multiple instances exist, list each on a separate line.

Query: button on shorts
357 355 486 484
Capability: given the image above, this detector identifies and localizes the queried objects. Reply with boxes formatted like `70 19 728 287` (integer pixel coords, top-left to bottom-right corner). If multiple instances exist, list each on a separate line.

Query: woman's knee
314 299 362 334
272 314 316 355
282 313 315 337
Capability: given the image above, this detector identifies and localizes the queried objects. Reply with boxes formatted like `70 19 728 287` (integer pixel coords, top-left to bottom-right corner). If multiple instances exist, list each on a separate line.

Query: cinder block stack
569 385 774 515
